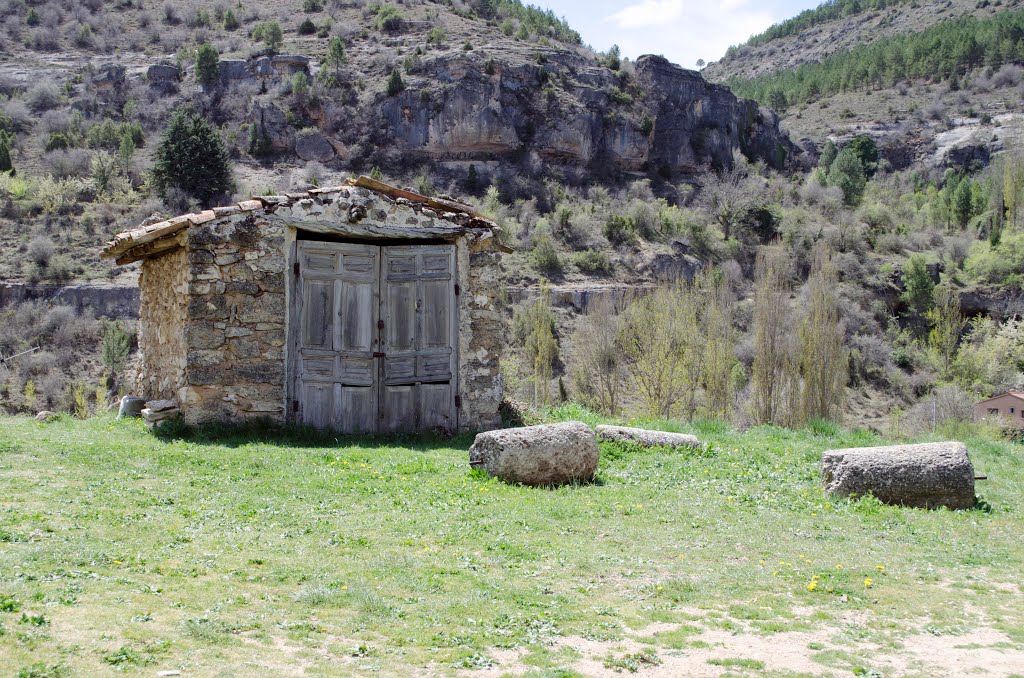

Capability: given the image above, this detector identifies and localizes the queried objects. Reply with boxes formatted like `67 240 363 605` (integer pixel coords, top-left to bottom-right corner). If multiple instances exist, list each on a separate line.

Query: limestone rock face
822 442 976 510
596 425 699 449
469 421 599 486
377 52 799 175
295 131 335 162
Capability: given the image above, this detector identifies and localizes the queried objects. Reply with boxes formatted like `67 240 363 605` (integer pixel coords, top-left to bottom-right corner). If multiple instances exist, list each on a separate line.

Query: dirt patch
461 622 1024 677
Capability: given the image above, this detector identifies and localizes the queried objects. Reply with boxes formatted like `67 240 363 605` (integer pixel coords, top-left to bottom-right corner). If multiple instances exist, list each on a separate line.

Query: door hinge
377 319 385 331
293 261 300 277
454 284 461 296
454 395 462 409
292 400 299 413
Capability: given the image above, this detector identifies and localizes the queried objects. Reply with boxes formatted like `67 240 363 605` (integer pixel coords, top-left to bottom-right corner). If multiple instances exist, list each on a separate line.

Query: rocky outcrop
821 442 976 510
0 282 139 318
295 130 335 162
469 421 599 486
147 63 181 94
377 51 800 175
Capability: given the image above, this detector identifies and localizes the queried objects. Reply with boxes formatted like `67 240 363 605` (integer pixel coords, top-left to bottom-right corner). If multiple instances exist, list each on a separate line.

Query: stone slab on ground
596 425 699 448
822 441 976 510
117 396 147 419
469 421 599 487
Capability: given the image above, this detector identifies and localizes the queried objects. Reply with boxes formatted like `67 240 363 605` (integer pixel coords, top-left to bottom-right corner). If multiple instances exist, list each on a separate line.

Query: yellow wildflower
864 578 873 588
807 580 818 592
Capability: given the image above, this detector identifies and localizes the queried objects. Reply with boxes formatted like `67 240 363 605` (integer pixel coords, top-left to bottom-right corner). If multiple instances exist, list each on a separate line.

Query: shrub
101 321 132 374
531 234 562 273
303 0 324 11
28 236 54 268
0 132 12 175
373 4 403 32
427 26 446 44
43 149 91 179
25 82 62 113
573 249 611 275
223 8 239 30
151 107 233 207
297 18 316 35
604 214 637 246
252 21 283 52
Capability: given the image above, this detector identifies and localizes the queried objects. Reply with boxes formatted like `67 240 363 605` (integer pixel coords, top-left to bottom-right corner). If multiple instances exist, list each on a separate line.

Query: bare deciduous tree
570 295 623 415
696 158 759 241
798 246 847 424
750 246 793 425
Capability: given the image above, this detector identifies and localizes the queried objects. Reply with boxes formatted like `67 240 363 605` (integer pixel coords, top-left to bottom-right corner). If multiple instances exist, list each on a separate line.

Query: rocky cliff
248 49 802 178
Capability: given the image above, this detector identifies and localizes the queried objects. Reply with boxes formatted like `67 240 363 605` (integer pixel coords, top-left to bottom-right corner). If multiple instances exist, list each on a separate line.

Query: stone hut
101 177 506 433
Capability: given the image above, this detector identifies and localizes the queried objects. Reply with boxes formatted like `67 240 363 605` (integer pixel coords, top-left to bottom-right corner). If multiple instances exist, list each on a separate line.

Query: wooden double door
292 240 458 433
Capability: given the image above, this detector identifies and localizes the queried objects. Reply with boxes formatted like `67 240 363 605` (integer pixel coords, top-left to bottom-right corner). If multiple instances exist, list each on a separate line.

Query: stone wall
179 214 288 425
457 238 505 431
138 247 188 399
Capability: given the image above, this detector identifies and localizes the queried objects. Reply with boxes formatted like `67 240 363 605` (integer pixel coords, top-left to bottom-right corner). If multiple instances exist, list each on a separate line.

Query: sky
536 0 824 70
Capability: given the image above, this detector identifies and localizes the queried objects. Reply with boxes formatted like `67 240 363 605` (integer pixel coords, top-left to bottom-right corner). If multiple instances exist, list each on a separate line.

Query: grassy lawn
0 411 1022 677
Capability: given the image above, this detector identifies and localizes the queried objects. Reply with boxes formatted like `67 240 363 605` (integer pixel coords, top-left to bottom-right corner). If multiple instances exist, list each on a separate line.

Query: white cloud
600 0 776 68
605 0 684 30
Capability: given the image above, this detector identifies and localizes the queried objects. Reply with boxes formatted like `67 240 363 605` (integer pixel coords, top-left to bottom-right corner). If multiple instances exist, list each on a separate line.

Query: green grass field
0 410 1022 677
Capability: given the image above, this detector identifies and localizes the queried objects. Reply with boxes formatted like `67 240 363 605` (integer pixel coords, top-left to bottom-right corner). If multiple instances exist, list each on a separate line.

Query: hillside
706 0 1024 167
706 0 1023 82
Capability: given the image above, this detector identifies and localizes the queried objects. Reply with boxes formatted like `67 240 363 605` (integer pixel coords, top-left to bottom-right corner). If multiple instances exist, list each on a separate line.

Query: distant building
974 390 1024 429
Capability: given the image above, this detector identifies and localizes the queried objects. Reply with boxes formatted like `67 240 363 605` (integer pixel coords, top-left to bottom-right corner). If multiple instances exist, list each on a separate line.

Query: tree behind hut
750 247 793 425
798 246 846 424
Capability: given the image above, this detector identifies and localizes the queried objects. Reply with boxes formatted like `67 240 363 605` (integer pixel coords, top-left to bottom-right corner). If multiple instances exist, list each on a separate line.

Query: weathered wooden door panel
295 241 380 433
294 240 456 433
380 245 456 432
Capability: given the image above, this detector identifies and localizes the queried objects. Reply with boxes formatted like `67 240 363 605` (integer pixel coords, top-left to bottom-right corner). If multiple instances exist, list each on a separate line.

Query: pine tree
0 131 14 175
818 139 837 174
195 43 220 87
386 68 405 96
952 177 974 229
826 147 866 206
902 253 935 320
152 108 233 207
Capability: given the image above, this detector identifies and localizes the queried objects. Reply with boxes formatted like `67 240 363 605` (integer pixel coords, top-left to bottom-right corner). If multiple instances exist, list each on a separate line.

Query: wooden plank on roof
114 232 186 265
346 176 489 222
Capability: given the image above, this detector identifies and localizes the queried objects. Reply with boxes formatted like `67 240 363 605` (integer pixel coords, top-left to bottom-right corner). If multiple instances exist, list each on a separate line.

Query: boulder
295 131 335 162
596 425 699 448
92 64 126 90
822 441 976 510
117 395 147 419
469 421 599 486
218 59 249 81
146 63 180 83
35 411 57 422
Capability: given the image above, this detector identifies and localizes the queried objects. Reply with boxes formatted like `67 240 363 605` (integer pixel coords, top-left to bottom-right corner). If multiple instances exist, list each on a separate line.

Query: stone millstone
469 421 599 487
596 425 699 448
821 441 976 510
